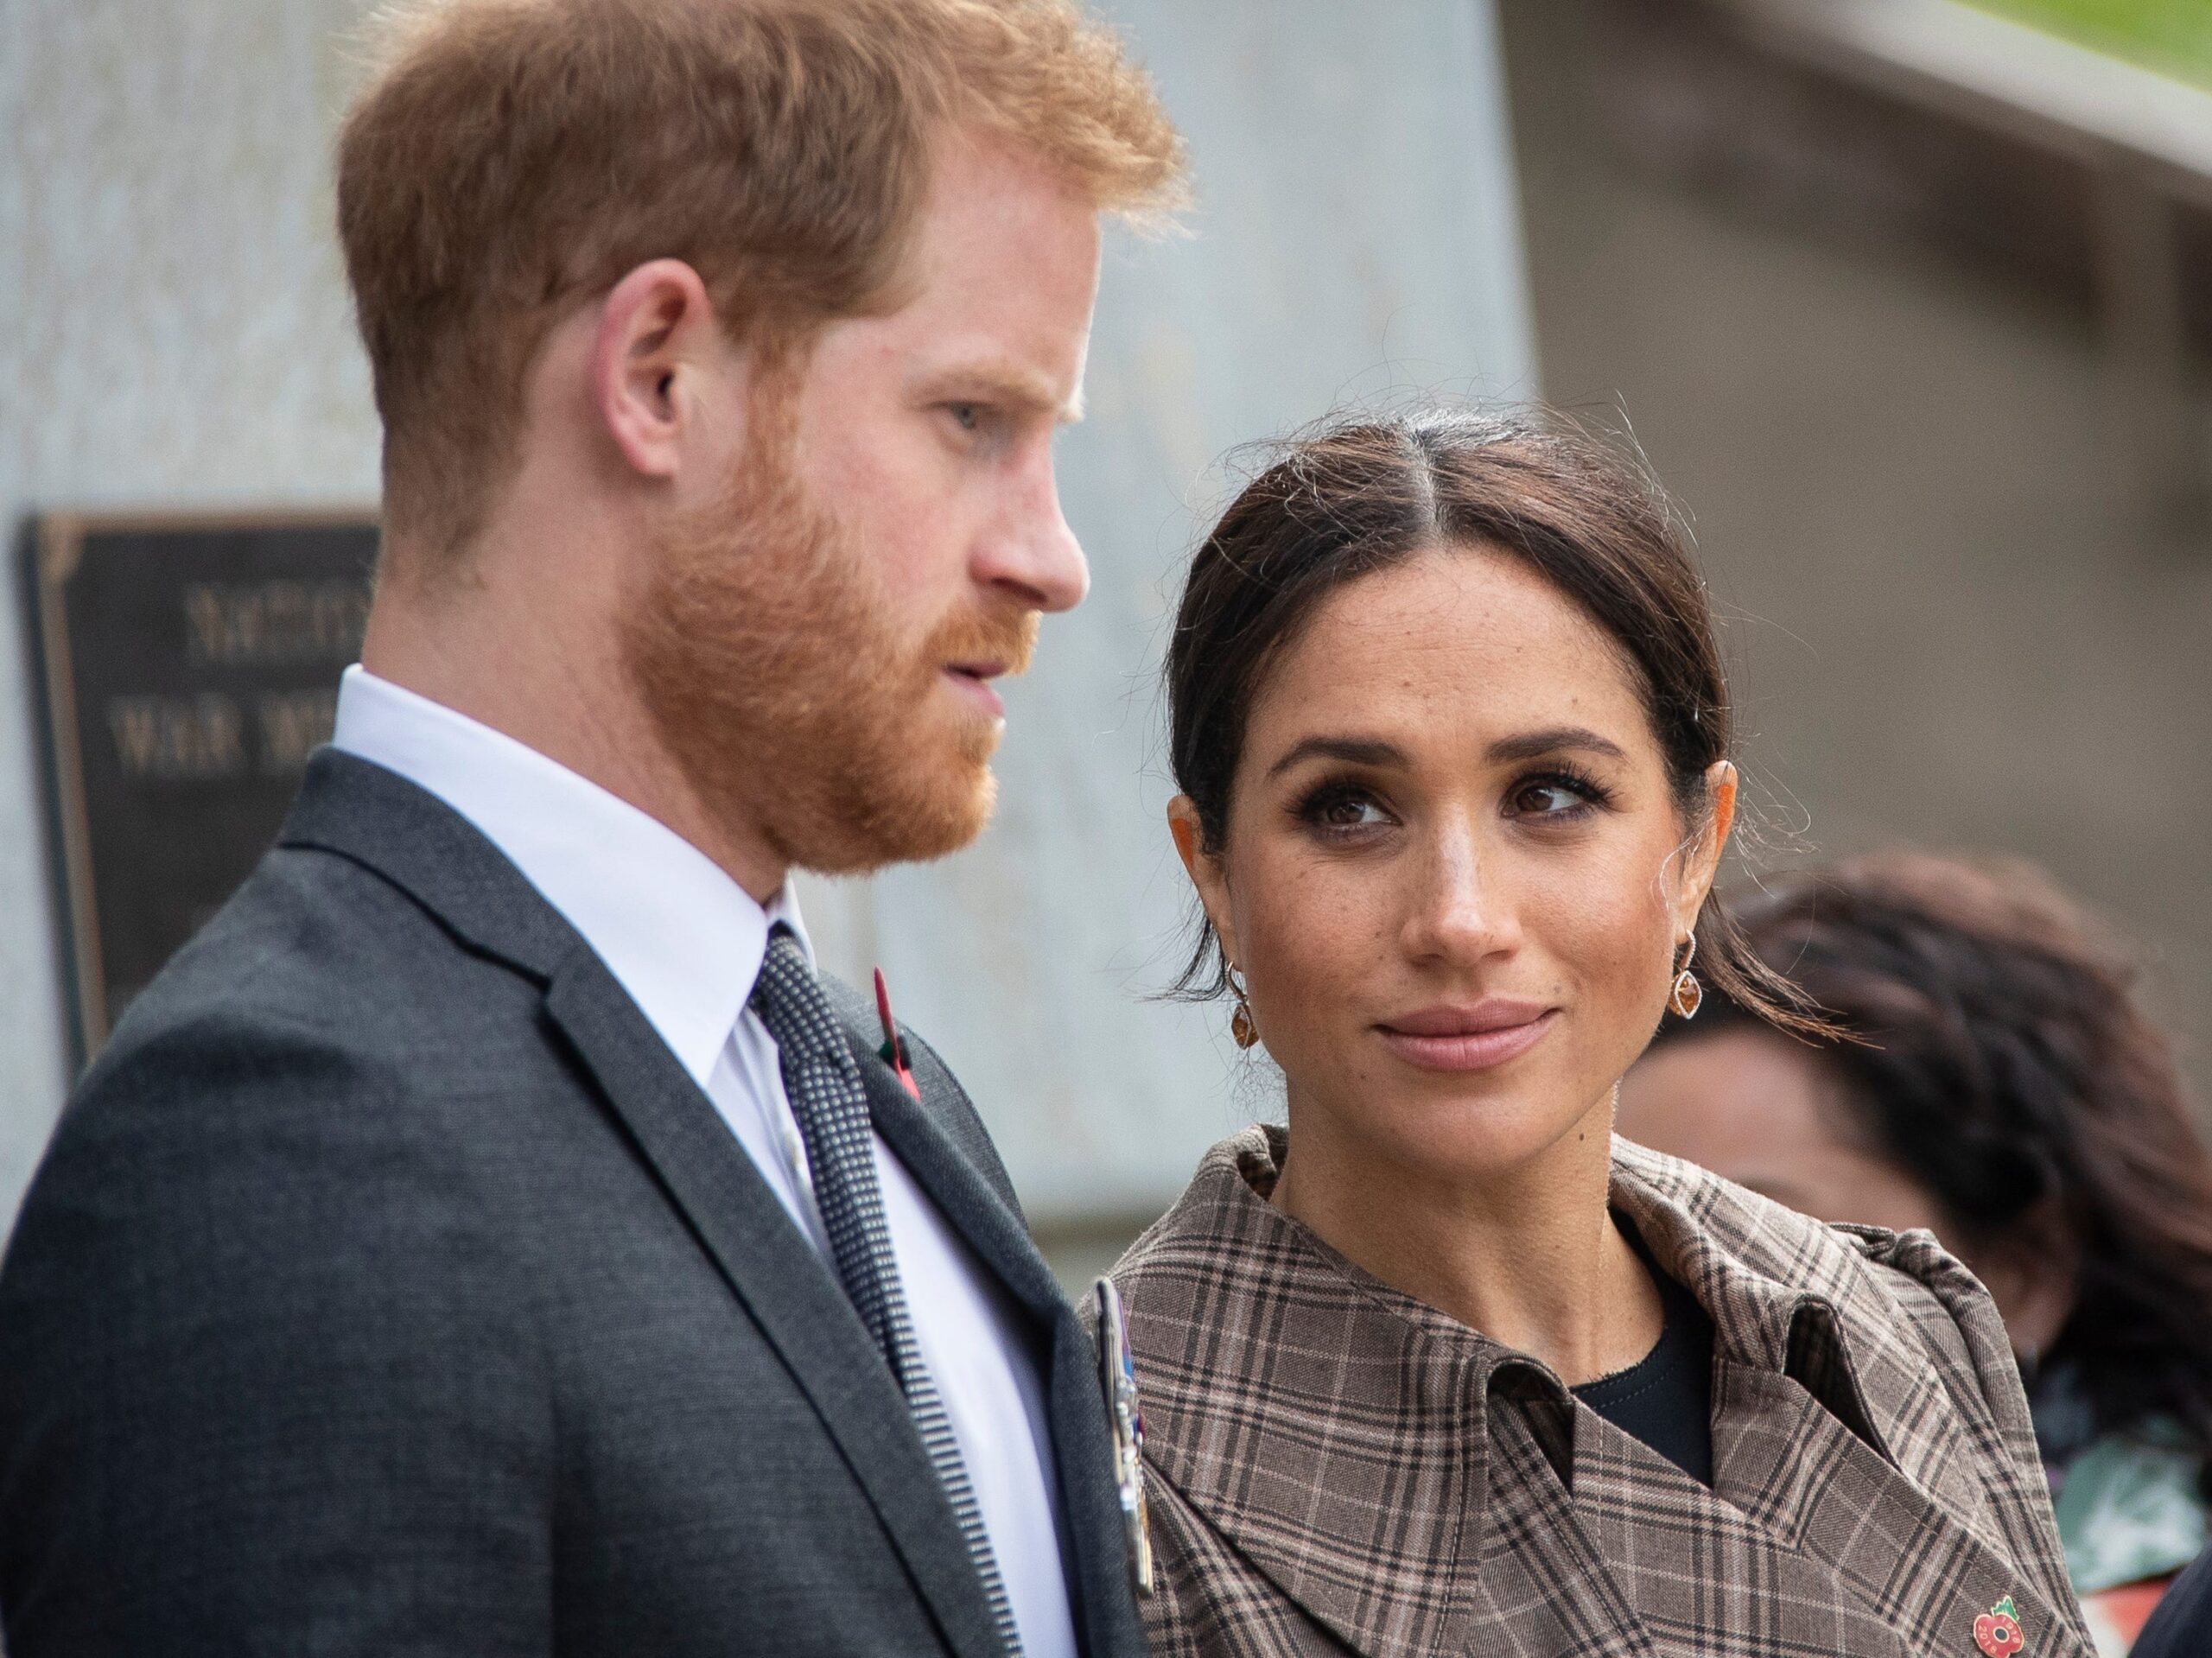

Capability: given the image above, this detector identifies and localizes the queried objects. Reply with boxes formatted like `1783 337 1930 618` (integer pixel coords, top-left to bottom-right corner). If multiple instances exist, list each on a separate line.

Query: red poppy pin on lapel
873 969 922 1100
1974 1596 2024 1656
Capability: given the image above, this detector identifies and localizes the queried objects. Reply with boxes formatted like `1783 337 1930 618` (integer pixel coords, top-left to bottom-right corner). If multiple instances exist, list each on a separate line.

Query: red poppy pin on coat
874 969 921 1101
1974 1596 2024 1656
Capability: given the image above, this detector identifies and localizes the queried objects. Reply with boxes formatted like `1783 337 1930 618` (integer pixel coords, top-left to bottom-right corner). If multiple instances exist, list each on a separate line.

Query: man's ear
591 258 730 481
1167 796 1240 969
1676 759 1739 933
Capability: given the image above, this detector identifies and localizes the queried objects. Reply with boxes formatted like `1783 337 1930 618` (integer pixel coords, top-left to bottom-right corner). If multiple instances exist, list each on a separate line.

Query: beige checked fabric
1108 1126 2096 1658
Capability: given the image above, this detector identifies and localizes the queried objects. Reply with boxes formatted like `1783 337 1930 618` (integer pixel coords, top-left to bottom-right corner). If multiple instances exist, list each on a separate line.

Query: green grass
1960 0 2212 91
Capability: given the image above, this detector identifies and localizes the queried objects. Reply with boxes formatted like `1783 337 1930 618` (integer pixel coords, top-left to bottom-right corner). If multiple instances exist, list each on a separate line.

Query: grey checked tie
749 926 1025 1658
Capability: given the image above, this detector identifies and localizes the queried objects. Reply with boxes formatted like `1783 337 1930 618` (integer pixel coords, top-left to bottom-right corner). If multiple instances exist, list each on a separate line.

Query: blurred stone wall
0 0 385 1225
1498 0 2212 1106
0 0 1537 1242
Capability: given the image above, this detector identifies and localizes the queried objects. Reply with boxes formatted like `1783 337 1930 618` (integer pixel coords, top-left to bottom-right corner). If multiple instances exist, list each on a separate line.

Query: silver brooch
1092 1276 1154 1596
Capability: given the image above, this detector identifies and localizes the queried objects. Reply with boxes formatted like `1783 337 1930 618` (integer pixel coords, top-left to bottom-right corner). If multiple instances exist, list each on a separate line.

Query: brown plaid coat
1109 1126 2095 1658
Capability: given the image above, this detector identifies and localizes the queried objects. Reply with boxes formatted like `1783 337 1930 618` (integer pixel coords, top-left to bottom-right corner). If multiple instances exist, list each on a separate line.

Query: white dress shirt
332 665 1077 1658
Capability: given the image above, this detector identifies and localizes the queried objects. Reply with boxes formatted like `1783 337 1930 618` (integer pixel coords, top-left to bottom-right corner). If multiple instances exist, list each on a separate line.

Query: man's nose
976 444 1089 613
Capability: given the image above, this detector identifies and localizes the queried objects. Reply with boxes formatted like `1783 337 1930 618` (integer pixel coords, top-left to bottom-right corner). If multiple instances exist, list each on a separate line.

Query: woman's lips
1376 1003 1558 1072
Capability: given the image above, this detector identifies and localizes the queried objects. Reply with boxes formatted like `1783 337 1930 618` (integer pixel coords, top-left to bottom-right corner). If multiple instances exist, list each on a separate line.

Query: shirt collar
330 664 810 1087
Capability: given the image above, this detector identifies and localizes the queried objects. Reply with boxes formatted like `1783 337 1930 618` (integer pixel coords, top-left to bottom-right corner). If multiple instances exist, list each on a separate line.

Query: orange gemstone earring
1669 931 1704 1020
1227 966 1260 1049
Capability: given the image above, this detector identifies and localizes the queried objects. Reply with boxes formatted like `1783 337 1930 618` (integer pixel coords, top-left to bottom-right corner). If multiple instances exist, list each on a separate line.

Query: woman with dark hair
1622 853 2212 1651
1109 405 2095 1657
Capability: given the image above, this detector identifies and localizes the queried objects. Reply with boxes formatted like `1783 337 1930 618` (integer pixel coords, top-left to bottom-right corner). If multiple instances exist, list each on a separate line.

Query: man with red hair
0 3 1183 1654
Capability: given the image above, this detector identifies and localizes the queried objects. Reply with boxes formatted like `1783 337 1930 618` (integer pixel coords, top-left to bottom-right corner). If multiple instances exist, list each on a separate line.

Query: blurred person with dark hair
1624 852 2212 1651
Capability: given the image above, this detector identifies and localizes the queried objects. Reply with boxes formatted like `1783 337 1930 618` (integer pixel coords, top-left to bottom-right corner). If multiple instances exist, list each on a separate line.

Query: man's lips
1376 1000 1557 1072
943 662 1007 719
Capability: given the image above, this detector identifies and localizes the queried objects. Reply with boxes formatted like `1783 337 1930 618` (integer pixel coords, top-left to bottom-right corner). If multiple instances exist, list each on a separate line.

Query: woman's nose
1400 821 1519 965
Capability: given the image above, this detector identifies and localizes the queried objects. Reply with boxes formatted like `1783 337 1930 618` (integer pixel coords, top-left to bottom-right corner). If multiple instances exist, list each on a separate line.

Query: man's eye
947 403 982 433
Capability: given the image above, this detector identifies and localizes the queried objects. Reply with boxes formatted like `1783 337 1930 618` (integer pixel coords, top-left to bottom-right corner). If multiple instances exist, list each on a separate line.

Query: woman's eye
1298 785 1391 835
1322 796 1382 827
1510 778 1592 817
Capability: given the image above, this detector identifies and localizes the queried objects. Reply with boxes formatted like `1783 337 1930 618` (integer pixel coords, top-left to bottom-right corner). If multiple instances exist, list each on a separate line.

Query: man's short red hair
337 0 1185 562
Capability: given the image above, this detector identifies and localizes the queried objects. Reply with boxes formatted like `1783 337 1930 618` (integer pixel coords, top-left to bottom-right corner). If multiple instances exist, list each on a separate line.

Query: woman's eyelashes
1287 761 1619 844
1292 777 1395 840
1504 762 1617 823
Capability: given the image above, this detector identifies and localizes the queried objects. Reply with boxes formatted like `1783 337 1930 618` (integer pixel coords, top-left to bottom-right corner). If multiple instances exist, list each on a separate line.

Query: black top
1572 1217 1717 1486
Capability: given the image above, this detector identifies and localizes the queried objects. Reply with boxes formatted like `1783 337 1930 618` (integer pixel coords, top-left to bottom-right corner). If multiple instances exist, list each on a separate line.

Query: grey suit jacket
0 749 1146 1658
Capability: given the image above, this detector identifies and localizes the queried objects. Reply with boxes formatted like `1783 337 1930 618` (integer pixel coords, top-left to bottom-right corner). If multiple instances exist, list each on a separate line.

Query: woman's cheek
1529 848 1674 1040
1243 844 1385 1063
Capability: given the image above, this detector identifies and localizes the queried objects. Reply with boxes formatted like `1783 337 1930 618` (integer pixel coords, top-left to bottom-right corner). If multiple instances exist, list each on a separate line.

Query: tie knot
756 922 806 979
750 924 836 1052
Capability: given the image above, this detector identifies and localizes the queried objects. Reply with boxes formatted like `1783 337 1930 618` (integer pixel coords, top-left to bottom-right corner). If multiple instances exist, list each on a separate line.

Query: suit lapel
852 1052 1062 1323
844 1028 1147 1658
282 753 1007 1658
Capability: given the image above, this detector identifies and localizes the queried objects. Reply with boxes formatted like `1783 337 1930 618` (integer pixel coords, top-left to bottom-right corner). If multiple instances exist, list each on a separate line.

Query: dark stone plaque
29 512 378 1060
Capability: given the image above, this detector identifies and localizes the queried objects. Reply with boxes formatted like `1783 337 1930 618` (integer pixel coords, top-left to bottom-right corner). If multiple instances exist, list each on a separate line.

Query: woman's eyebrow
1267 728 1627 779
1263 734 1406 778
1485 726 1628 765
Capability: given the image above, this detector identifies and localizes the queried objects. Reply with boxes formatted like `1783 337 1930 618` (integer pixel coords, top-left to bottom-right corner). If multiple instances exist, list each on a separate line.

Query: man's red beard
622 418 1037 876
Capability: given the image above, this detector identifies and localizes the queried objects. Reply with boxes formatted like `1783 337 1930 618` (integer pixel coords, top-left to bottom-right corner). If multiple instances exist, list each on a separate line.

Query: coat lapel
1611 1140 2095 1658
280 753 1007 1658
1711 1359 2085 1658
1115 1130 1492 1658
1122 1128 2095 1658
